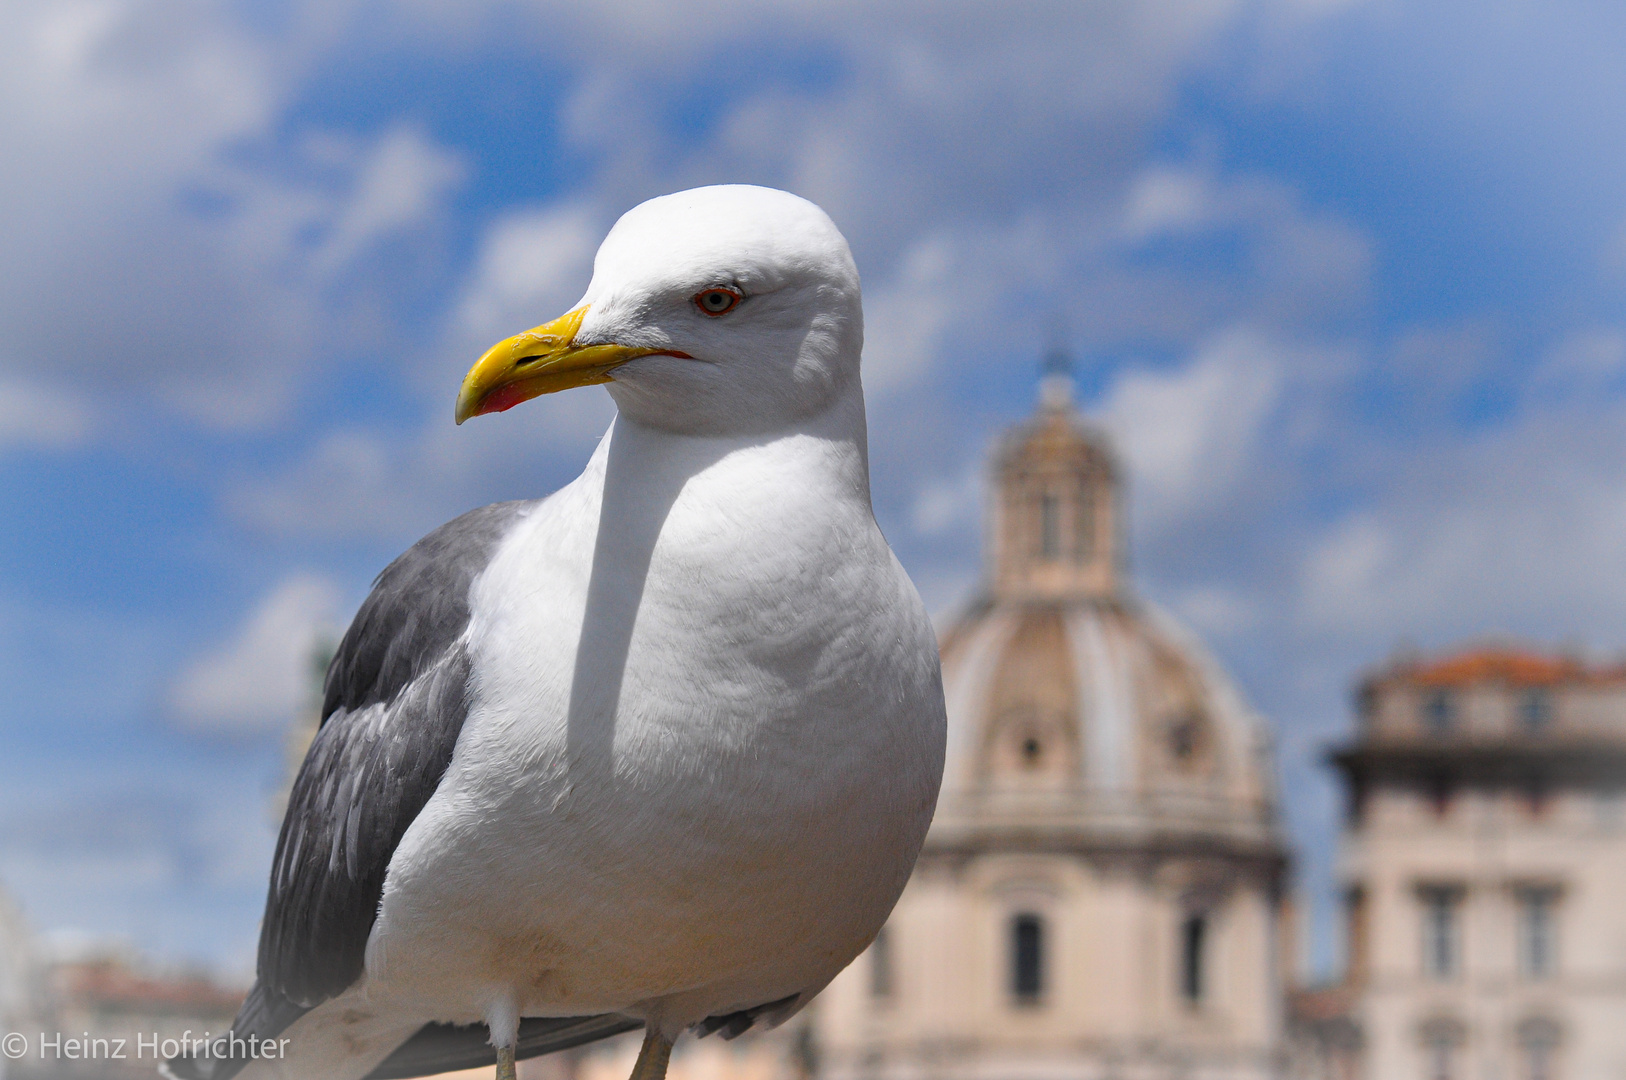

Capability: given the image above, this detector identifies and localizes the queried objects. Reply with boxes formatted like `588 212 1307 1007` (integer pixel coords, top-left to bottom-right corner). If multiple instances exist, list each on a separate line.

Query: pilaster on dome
989 355 1120 602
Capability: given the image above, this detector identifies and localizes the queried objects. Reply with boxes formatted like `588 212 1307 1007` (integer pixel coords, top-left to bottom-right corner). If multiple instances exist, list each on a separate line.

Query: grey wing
262 499 534 1007
163 502 534 1080
257 641 474 1005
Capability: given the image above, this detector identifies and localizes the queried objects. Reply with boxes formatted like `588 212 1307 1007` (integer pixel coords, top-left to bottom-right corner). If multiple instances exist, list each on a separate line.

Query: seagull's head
456 185 863 436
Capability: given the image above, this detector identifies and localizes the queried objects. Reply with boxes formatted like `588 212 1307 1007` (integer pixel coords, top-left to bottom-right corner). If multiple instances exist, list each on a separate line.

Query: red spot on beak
479 383 530 416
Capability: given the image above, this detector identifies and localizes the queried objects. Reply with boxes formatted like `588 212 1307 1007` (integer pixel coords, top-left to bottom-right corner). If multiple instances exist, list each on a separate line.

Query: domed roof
927 374 1281 856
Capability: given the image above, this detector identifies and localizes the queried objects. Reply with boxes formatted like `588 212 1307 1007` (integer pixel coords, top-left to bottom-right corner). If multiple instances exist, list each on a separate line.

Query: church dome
812 366 1290 1080
929 371 1280 857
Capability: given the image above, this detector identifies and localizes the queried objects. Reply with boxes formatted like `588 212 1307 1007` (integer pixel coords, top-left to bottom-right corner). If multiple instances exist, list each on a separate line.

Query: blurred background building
812 362 1291 1079
0 884 240 1080
1293 649 1626 1080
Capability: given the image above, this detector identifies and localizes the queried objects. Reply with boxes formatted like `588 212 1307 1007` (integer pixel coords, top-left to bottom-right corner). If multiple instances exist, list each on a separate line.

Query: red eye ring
694 287 742 316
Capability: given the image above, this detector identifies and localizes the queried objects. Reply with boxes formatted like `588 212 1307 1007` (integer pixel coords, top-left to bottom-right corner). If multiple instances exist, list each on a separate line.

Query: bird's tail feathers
159 982 310 1080
364 1014 642 1080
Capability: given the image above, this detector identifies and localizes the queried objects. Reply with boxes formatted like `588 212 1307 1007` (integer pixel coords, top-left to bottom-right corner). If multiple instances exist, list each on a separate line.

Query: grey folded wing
167 501 539 1079
263 499 534 1008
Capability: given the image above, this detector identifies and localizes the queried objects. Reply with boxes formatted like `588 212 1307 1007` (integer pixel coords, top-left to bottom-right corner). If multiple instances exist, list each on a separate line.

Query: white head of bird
456 185 863 438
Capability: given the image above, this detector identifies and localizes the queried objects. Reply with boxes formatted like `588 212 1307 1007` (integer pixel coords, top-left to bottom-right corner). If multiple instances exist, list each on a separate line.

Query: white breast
365 412 946 1030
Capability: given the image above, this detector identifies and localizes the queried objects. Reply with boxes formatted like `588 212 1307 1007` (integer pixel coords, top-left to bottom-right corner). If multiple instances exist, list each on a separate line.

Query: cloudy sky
3 0 1626 978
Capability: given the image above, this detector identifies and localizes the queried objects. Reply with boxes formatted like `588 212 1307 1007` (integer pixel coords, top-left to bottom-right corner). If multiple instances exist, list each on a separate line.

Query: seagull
166 185 946 1080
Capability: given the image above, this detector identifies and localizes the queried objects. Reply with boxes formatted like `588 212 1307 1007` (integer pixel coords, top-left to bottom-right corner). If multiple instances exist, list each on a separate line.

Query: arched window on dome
1073 482 1094 563
1168 712 1205 767
985 705 1076 784
1038 493 1061 560
1009 912 1045 1005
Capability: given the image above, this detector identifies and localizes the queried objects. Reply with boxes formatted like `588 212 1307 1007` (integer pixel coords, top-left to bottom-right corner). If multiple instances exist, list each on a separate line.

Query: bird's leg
628 1028 675 1080
487 997 520 1080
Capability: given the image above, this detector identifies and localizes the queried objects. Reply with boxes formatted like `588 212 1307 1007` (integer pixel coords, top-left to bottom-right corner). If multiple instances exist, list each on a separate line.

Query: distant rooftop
49 956 243 1017
1366 646 1614 689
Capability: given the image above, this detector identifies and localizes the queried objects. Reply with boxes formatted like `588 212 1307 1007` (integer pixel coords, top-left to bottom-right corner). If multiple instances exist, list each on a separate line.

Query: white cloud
0 4 486 437
1115 164 1373 324
228 431 406 538
222 200 623 544
533 0 1255 258
0 0 272 201
1171 584 1265 641
1387 321 1500 400
312 124 467 275
0 379 91 449
862 236 958 397
226 387 616 544
1294 401 1626 649
453 204 601 350
1121 169 1216 241
169 574 342 735
1101 329 1285 530
0 2 290 434
1531 326 1626 394
910 461 982 538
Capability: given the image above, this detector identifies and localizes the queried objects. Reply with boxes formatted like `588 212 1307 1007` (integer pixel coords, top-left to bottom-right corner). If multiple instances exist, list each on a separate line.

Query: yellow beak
455 306 664 424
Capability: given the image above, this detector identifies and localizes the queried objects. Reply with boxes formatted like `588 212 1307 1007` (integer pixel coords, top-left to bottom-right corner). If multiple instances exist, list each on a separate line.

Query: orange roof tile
1377 647 1596 689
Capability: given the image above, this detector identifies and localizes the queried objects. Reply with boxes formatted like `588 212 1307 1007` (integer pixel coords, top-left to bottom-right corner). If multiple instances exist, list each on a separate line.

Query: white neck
595 376 872 509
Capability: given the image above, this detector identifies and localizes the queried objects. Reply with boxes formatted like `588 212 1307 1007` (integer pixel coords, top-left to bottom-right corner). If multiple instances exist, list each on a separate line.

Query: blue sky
3 0 1626 979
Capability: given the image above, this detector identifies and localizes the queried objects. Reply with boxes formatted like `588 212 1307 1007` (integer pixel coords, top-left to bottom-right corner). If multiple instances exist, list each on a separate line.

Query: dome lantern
990 352 1121 602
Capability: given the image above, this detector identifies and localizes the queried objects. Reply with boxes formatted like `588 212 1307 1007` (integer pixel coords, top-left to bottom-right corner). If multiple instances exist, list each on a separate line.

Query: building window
1038 494 1061 560
1010 913 1044 1004
1418 1019 1465 1080
1425 1034 1455 1080
1422 689 1455 734
1073 485 1094 563
1426 772 1456 818
1180 913 1206 1005
1348 778 1369 827
869 924 893 999
1517 1018 1560 1080
1516 887 1559 980
1520 688 1552 732
1522 1036 1554 1080
1169 713 1203 764
1344 885 1369 982
1419 886 1462 980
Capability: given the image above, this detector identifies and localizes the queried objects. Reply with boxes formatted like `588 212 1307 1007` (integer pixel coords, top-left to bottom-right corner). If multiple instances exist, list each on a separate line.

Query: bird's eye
694 287 742 316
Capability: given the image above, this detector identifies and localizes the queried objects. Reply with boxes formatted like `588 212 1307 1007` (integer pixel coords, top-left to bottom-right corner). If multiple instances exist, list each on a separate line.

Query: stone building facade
810 370 1290 1079
1322 648 1626 1080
